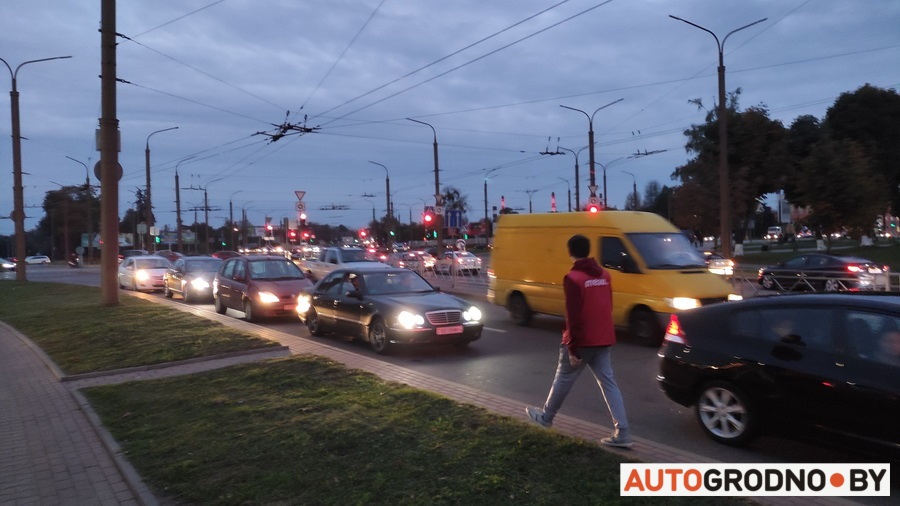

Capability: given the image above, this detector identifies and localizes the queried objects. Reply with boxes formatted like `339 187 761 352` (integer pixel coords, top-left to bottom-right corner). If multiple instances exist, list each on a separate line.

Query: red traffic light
587 204 600 213
359 229 368 238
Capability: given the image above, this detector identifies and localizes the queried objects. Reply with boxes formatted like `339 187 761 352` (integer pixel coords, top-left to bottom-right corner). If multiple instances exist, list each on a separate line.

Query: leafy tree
37 185 95 259
640 181 662 210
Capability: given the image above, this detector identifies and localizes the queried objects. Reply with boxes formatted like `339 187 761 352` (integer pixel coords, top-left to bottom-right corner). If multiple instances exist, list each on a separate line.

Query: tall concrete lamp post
144 126 178 252
1 55 71 282
560 98 623 208
669 14 767 258
407 118 443 256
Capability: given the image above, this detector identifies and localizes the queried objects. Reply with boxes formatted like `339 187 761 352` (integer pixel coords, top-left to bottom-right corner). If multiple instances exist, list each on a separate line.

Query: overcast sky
1 0 898 237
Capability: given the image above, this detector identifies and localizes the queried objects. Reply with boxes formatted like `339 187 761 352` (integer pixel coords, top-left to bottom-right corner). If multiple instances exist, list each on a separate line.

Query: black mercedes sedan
296 267 484 354
658 293 899 458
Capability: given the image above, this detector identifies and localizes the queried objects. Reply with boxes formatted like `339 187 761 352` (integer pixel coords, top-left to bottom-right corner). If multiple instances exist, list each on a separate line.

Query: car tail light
663 315 688 345
847 265 862 273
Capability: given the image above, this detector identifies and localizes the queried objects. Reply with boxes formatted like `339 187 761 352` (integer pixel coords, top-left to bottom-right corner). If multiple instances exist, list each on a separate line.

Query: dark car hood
371 291 469 311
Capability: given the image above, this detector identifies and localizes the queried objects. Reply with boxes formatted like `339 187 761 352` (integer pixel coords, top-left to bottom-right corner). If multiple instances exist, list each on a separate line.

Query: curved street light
557 177 572 212
66 156 94 263
556 145 590 210
669 14 767 257
407 118 443 255
144 126 178 251
1 54 72 281
560 98 623 208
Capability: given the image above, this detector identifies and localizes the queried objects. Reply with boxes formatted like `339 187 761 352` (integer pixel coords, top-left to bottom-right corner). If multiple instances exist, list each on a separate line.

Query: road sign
588 196 600 206
435 206 445 216
456 239 466 251
445 209 462 228
588 185 599 195
295 202 306 212
294 191 305 201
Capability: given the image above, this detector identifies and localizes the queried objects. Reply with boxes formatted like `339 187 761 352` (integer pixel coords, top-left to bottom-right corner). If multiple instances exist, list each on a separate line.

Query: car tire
507 293 532 326
243 299 257 323
182 286 193 304
306 309 325 336
760 275 775 290
824 278 842 292
164 284 173 298
369 318 391 354
629 307 662 346
695 380 757 447
214 294 227 315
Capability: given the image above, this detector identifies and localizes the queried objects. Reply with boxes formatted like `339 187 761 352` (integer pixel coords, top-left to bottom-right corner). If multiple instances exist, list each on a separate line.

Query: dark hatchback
757 253 889 292
658 293 899 458
296 267 484 354
163 256 223 303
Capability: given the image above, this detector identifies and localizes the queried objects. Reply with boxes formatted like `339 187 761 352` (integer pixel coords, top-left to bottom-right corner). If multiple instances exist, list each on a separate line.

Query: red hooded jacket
562 257 615 358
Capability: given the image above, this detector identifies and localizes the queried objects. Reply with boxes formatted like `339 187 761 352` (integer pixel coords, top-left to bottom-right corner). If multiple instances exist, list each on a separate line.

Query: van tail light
663 315 688 345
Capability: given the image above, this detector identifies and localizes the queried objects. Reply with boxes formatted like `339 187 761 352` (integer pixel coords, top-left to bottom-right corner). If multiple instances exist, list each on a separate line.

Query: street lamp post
560 98 623 208
407 118 443 255
144 126 178 252
174 156 195 253
229 190 243 250
622 171 638 209
1 55 72 281
670 14 767 258
368 160 392 245
555 145 590 210
558 177 572 212
66 156 93 264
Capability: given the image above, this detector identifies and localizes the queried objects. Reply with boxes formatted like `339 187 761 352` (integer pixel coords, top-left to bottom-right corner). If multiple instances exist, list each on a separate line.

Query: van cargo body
487 211 739 345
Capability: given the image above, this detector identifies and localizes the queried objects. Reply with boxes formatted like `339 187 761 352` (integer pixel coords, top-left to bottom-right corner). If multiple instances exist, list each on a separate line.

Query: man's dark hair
567 234 590 259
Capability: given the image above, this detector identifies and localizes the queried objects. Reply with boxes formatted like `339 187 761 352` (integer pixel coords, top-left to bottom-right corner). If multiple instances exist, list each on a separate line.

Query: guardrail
732 268 898 298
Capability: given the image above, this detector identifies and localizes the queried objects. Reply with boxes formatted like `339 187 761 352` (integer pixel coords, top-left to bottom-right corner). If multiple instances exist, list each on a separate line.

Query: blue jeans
541 345 630 435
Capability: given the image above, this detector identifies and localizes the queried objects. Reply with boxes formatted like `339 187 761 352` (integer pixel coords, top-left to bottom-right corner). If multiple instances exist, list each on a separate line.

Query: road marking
484 326 506 333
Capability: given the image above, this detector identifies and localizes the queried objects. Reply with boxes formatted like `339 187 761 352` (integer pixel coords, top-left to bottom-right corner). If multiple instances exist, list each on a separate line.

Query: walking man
526 234 633 448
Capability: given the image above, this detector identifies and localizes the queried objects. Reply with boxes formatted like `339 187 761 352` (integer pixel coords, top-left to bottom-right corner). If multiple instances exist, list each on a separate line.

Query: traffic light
154 236 161 244
300 212 307 227
423 206 435 226
586 203 600 213
288 229 298 242
359 229 368 239
301 230 310 240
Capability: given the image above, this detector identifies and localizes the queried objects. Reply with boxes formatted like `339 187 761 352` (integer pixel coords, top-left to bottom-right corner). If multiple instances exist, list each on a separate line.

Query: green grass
83 356 736 505
0 282 279 374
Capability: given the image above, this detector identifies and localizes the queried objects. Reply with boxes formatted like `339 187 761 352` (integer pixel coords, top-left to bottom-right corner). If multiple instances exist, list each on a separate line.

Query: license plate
436 325 463 335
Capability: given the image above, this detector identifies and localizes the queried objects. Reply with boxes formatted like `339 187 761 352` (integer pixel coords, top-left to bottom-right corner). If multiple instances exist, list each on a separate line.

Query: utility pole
99 0 119 304
408 118 443 256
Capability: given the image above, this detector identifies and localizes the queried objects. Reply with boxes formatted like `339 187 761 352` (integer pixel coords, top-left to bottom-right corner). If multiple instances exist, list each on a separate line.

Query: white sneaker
600 434 634 448
525 406 552 428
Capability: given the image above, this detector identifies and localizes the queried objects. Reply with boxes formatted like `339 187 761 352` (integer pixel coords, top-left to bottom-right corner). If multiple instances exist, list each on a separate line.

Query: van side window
601 237 637 273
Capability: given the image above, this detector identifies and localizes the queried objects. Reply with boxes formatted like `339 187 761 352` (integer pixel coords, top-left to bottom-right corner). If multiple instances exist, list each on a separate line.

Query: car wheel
182 286 193 304
629 307 662 346
760 275 775 290
214 294 227 314
306 308 325 336
243 299 257 323
695 381 757 447
824 278 842 292
369 318 391 354
164 284 173 298
507 293 532 326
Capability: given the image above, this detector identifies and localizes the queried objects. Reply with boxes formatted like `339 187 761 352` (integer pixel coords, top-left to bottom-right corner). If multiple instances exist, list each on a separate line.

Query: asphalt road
13 265 893 473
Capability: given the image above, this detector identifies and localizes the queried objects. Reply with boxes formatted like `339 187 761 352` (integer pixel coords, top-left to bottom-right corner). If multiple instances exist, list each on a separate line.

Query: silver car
435 251 482 274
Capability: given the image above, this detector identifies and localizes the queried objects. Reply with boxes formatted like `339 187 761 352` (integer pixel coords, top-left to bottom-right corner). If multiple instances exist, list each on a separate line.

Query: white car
0 257 15 270
24 255 51 265
118 255 172 292
435 251 482 274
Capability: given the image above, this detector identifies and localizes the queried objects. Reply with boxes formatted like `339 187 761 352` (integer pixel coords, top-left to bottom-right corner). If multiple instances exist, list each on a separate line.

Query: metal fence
733 268 898 298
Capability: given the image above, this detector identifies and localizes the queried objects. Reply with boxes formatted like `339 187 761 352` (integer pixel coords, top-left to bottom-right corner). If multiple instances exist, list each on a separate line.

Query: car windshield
627 232 707 269
185 259 222 273
363 271 433 294
249 260 304 280
342 249 372 262
135 258 170 269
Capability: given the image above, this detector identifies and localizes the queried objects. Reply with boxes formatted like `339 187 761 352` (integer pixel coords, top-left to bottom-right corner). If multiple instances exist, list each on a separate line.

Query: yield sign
294 191 305 201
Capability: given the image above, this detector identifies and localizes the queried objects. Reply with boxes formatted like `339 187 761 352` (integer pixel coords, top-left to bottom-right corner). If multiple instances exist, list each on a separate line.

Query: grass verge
0 282 279 374
83 356 735 505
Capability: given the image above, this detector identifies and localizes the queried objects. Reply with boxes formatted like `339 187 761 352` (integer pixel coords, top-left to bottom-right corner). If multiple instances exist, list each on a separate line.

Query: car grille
426 310 462 325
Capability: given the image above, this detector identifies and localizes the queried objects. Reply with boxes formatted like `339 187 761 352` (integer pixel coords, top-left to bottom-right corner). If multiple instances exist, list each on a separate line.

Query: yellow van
487 211 741 345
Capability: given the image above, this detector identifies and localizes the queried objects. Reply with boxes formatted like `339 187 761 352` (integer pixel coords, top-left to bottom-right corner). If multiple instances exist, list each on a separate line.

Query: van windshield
627 232 708 270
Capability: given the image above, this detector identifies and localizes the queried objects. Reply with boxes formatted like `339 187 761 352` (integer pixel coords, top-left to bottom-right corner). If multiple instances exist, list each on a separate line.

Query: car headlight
667 297 701 310
296 294 311 315
257 291 280 304
463 306 482 322
135 270 150 281
190 278 210 290
397 311 425 329
728 294 743 301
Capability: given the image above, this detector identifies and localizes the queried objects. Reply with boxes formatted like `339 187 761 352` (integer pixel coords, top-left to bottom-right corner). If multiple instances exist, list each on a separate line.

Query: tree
641 181 662 210
37 185 92 259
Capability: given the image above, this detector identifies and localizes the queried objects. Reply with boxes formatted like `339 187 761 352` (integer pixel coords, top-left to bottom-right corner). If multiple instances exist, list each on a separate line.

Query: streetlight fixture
144 126 178 252
560 98 623 208
557 177 572 212
407 118 443 255
621 171 638 210
66 156 94 263
555 145 590 210
1 54 72 281
174 155 196 253
670 14 767 258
